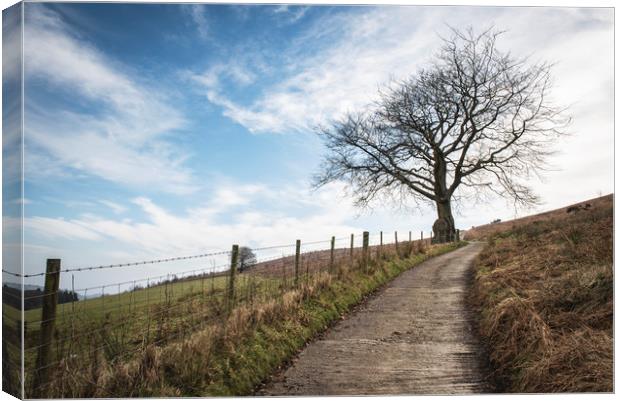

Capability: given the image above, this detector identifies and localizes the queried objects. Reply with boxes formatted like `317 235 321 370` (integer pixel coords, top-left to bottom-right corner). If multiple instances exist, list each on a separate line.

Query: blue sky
3 2 614 289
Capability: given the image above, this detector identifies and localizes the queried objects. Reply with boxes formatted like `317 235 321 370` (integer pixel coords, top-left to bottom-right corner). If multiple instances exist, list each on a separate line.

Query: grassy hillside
465 194 612 239
468 195 613 392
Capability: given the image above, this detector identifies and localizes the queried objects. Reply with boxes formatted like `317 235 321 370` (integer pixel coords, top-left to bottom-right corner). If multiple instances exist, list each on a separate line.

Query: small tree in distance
314 27 569 243
238 246 257 272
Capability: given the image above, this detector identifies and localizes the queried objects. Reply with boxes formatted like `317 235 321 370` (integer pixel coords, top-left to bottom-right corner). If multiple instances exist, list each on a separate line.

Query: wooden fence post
420 230 423 241
32 259 61 398
330 236 335 273
350 233 354 261
228 245 239 310
295 239 301 286
409 231 412 242
362 231 369 272
456 229 460 242
379 231 383 257
394 231 399 256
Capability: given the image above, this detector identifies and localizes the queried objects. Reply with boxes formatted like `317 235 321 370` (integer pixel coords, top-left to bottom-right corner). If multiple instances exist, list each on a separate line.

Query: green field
6 273 231 326
4 271 289 395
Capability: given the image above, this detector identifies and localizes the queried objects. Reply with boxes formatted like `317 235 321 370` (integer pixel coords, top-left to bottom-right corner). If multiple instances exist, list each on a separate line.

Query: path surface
258 242 492 396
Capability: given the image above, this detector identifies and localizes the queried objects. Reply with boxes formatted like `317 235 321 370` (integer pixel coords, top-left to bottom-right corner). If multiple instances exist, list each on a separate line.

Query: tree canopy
315 27 568 241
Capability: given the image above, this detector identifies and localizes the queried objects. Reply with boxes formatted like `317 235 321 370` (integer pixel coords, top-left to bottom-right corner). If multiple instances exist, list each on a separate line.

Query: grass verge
69 241 464 397
469 201 612 392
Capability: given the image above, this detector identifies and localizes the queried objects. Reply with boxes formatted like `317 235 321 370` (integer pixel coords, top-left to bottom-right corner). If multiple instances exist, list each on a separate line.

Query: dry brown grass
469 195 613 392
465 194 612 241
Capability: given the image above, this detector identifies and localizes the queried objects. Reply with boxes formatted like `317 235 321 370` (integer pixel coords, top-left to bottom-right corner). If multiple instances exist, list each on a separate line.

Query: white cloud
19 216 104 241
189 62 256 89
23 6 196 194
21 181 368 287
211 184 265 208
195 6 613 140
9 198 32 205
187 61 282 132
3 5 24 189
273 5 290 13
26 110 196 194
2 3 22 86
99 200 127 215
195 6 440 133
273 5 309 24
181 4 209 40
19 182 383 291
25 8 183 140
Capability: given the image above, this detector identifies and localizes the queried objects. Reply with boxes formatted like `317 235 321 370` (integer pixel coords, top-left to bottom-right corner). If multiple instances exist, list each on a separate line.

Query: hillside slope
468 195 613 392
465 194 612 240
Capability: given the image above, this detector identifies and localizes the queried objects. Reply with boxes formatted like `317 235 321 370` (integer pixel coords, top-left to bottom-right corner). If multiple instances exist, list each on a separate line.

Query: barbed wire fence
2 228 460 398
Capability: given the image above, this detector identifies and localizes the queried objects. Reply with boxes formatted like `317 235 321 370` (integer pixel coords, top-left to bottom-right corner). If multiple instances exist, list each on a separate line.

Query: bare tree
238 246 257 272
314 27 568 242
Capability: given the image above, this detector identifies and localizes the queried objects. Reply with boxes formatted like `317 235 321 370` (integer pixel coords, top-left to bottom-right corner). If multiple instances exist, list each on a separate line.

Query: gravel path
258 242 493 396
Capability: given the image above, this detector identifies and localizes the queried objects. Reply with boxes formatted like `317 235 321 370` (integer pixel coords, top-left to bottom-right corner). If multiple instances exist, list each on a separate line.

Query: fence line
1 232 405 278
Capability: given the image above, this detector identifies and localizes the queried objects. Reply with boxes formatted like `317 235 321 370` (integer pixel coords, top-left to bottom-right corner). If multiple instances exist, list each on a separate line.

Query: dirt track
258 242 493 395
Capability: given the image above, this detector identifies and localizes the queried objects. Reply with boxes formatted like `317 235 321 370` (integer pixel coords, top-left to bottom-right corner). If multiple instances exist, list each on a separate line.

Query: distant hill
2 284 79 310
4 282 43 292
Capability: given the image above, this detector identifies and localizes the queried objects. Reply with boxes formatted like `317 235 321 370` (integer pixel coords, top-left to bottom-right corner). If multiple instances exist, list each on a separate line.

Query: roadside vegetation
18 239 463 397
468 195 613 392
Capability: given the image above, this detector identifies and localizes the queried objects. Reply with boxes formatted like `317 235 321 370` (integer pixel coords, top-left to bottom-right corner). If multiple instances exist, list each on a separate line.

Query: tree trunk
432 199 456 243
431 152 456 243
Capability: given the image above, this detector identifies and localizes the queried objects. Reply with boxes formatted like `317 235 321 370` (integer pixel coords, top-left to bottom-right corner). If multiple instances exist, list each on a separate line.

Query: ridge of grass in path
61 241 464 397
469 200 612 393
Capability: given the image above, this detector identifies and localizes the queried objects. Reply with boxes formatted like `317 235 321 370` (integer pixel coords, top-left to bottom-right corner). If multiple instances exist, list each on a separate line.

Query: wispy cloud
273 5 309 24
193 7 440 133
10 198 32 205
99 200 127 215
24 6 196 194
23 181 359 263
193 6 613 138
182 4 209 40
190 62 256 89
3 4 24 190
18 216 104 241
187 61 273 130
2 3 22 85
